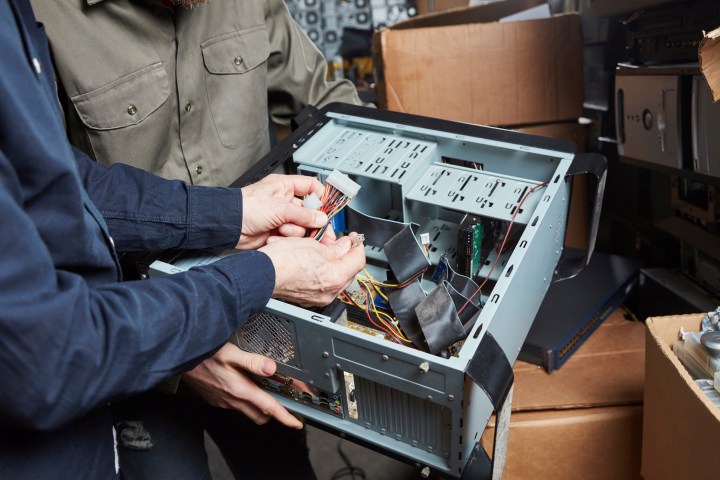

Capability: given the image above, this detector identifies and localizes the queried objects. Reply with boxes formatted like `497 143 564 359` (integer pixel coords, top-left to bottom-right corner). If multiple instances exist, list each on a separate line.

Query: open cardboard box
642 314 720 479
482 309 644 479
373 0 584 127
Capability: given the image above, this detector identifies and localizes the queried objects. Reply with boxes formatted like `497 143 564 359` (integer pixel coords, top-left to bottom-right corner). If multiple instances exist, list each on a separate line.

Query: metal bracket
554 153 608 281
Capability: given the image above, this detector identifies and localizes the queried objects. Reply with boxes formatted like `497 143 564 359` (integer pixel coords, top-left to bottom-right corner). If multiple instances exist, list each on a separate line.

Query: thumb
324 236 353 259
234 349 277 377
280 203 328 229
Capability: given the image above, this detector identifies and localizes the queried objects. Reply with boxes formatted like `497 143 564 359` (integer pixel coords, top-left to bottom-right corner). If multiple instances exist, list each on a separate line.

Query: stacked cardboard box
482 309 644 479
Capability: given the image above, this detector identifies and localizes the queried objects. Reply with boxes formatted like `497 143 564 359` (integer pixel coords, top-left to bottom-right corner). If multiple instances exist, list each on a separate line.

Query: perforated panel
235 312 300 367
354 375 451 456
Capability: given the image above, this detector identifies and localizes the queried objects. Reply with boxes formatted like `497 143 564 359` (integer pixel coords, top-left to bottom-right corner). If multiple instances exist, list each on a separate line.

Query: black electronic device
589 0 681 18
519 252 640 372
622 0 720 65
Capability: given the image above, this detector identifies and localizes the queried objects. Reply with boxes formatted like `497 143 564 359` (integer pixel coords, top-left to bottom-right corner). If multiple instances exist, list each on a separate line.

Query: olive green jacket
32 0 363 186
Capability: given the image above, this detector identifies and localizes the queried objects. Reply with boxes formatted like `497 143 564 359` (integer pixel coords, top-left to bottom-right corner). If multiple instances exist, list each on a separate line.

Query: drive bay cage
150 105 606 478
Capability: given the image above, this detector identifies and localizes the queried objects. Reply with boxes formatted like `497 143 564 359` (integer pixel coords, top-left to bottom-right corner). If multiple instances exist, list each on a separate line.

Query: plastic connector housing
327 169 361 198
303 193 322 210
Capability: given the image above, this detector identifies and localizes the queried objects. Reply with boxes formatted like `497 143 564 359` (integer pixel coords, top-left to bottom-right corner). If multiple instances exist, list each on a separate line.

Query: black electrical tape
385 280 428 351
345 206 416 249
415 282 466 354
383 225 431 284
433 255 482 329
466 331 514 413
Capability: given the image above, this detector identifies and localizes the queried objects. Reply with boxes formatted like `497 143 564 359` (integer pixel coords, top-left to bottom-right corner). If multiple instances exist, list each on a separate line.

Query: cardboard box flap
486 404 642 428
646 314 720 419
700 26 720 102
416 0 470 17
511 310 645 411
389 0 543 30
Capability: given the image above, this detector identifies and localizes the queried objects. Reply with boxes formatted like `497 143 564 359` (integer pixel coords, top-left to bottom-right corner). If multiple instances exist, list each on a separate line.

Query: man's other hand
181 343 303 429
260 232 366 306
237 174 329 249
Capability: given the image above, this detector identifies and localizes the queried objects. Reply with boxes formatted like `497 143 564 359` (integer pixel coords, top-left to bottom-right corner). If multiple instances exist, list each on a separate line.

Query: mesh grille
355 375 450 455
236 312 296 364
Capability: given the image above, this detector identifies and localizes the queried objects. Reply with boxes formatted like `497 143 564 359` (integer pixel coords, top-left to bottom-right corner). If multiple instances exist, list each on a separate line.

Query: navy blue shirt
0 1 275 477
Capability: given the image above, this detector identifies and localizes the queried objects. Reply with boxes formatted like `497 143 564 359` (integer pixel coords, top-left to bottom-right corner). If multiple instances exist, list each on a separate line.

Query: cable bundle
340 268 426 346
306 170 360 241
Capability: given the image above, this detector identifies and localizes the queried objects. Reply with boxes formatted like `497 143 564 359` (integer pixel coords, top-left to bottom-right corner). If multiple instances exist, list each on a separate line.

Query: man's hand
238 174 328 250
260 232 366 306
181 343 303 429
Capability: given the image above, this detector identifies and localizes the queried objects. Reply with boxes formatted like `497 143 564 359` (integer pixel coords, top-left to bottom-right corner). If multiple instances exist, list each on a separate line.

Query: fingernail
315 211 328 226
262 361 275 376
291 415 304 429
350 232 364 247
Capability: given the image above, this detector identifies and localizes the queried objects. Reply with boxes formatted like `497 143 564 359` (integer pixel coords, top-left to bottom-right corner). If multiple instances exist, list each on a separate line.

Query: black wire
330 440 366 480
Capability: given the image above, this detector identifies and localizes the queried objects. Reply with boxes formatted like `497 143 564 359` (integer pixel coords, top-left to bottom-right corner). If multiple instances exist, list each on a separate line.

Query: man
30 0 367 478
0 1 366 478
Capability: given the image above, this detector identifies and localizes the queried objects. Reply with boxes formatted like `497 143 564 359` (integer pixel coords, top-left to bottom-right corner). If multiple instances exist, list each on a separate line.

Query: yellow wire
359 278 411 343
375 309 412 343
358 268 404 288
372 283 388 301
341 275 413 345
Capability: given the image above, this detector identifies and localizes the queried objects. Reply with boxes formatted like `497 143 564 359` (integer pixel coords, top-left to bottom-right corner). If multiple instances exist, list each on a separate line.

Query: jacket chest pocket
201 26 271 150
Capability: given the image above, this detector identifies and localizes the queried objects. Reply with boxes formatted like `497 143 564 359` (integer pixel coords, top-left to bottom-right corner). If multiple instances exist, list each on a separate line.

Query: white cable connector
326 169 361 199
302 193 322 210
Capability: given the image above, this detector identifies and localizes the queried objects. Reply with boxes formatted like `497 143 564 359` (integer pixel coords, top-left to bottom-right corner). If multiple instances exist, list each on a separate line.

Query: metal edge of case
231 103 577 188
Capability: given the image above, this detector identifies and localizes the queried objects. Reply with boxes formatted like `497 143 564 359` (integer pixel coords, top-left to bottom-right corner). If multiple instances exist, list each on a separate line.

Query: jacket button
196 165 203 175
127 105 137 115
185 102 192 112
233 56 243 67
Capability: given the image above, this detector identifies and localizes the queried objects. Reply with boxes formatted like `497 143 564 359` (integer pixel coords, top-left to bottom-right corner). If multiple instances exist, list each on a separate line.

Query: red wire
358 284 402 344
457 182 548 315
341 290 401 343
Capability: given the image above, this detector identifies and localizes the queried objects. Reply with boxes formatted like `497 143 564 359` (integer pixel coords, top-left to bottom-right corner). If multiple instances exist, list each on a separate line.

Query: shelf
655 216 720 262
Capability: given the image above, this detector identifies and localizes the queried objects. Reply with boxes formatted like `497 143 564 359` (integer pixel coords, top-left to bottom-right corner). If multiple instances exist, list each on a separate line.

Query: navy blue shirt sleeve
0 0 276 432
73 147 243 252
0 149 274 429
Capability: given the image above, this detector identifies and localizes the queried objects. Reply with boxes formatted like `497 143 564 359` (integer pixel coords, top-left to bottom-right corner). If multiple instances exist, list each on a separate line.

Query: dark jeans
115 391 316 480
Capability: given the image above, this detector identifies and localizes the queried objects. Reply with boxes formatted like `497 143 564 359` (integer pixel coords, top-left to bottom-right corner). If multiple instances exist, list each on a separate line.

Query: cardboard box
514 122 588 152
641 314 720 479
482 309 644 479
373 0 584 127
700 26 720 102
